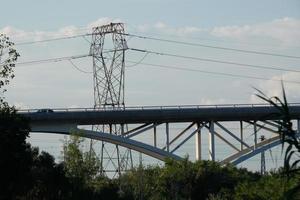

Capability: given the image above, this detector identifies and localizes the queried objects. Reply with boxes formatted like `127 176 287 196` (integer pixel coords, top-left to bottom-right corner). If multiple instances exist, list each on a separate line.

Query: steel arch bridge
19 104 300 166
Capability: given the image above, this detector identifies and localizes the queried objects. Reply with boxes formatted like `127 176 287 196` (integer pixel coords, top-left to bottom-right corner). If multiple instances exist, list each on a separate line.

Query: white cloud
154 21 166 29
57 26 81 37
199 97 227 105
0 26 84 42
87 17 122 30
250 72 300 103
135 21 203 36
211 17 300 45
0 17 122 42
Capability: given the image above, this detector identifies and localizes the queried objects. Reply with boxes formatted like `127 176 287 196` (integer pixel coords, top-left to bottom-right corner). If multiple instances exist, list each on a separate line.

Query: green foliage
61 132 127 199
255 84 300 176
234 174 300 200
22 150 71 200
0 104 33 199
255 84 300 197
120 164 162 200
0 33 19 100
62 133 100 188
119 158 261 200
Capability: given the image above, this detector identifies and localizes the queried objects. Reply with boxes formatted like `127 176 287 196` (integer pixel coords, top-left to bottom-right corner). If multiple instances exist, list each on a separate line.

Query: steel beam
254 121 257 149
215 122 250 149
240 121 244 151
195 123 201 161
127 123 161 139
221 135 280 165
171 123 204 153
209 121 215 161
154 124 157 147
166 123 169 152
162 122 195 150
247 121 278 134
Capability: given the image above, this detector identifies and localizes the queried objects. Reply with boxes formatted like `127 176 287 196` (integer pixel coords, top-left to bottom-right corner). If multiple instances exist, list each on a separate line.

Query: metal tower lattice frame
90 23 132 177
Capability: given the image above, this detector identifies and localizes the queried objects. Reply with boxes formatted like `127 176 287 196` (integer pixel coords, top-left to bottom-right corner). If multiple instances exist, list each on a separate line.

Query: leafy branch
0 33 19 103
255 83 300 177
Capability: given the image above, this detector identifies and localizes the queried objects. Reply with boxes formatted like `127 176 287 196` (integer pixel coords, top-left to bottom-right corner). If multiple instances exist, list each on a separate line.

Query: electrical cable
125 60 300 85
126 52 149 68
15 34 90 46
129 48 300 73
6 54 91 67
14 31 300 60
124 33 300 59
125 23 300 49
68 60 92 74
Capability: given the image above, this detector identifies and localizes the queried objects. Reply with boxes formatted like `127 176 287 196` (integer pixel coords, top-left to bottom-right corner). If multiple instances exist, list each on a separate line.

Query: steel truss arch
30 128 181 162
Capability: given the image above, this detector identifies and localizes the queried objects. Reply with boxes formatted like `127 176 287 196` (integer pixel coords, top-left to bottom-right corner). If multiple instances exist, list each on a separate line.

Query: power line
126 52 149 68
125 23 300 49
10 54 91 67
15 34 90 46
7 49 121 67
14 31 300 60
68 60 92 74
129 48 300 73
124 33 300 59
13 30 299 60
125 60 300 85
11 51 300 84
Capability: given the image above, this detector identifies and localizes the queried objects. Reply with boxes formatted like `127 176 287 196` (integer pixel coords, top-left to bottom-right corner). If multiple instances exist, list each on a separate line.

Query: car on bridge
37 109 54 113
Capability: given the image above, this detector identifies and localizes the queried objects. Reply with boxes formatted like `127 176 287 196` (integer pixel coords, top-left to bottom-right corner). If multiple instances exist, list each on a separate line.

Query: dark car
37 109 54 113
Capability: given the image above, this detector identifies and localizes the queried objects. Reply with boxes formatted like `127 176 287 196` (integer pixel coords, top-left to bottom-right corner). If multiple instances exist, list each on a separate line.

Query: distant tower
260 135 266 175
90 23 132 177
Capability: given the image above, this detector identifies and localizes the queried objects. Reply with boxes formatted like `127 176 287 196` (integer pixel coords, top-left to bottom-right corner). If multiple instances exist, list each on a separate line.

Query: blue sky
1 0 300 29
1 0 300 170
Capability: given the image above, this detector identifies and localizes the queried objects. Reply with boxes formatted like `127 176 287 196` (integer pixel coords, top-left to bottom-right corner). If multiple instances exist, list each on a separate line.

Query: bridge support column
240 121 244 151
166 123 170 152
209 121 215 161
254 121 257 149
154 124 157 147
195 123 201 161
121 124 125 136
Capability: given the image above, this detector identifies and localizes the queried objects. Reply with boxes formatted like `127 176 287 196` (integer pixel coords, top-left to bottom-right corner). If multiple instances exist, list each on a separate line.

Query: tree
0 33 19 103
62 133 100 186
23 150 72 200
233 171 299 200
119 158 260 200
256 85 299 174
0 101 33 199
255 84 300 197
0 34 73 200
119 164 162 200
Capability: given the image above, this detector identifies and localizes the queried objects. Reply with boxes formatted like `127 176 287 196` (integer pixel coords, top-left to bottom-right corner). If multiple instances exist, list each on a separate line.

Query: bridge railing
16 103 300 113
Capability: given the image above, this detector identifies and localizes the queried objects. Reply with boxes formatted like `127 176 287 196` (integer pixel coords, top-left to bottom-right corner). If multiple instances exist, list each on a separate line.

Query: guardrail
16 103 300 113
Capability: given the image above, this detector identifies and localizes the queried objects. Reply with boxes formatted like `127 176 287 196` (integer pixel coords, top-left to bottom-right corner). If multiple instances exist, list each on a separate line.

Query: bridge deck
19 104 300 125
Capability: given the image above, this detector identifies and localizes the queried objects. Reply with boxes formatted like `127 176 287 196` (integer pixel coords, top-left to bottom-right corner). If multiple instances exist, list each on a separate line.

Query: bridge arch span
30 128 181 161
31 128 283 167
221 136 281 166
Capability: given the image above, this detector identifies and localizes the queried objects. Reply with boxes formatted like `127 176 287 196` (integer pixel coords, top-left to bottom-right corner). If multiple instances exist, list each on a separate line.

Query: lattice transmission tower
90 23 133 177
260 135 266 175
